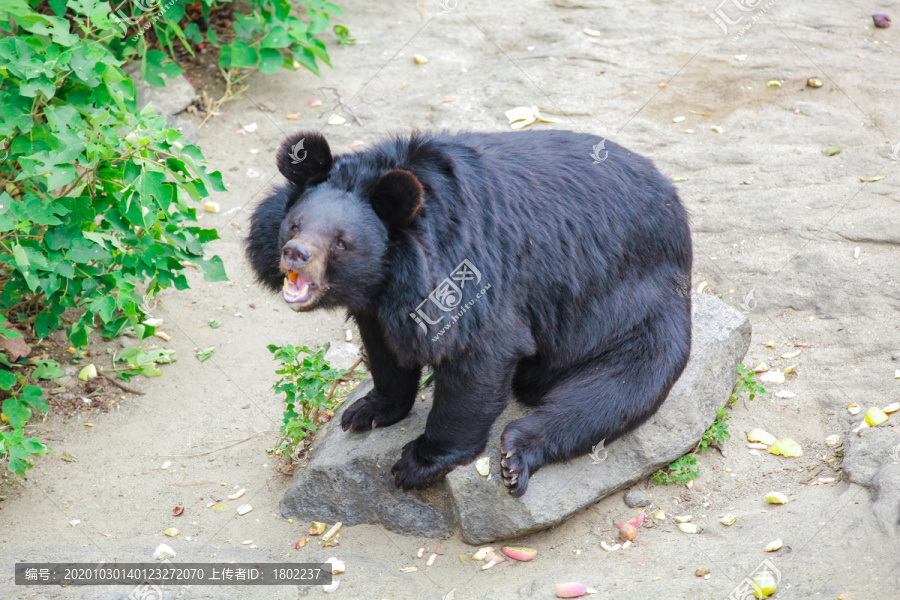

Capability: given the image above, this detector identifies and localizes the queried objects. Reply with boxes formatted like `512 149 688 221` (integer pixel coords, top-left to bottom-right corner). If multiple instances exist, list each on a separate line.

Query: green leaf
220 41 258 68
201 255 229 282
258 48 284 74
142 49 183 87
209 319 220 329
22 385 47 411
262 26 291 49
196 347 215 362
0 370 17 390
32 359 65 380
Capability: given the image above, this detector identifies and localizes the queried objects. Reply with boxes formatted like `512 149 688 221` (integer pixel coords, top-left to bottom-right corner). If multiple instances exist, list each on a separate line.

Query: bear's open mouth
282 271 317 307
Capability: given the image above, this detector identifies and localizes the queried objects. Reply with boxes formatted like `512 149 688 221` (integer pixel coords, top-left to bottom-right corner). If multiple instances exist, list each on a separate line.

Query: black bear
246 129 692 497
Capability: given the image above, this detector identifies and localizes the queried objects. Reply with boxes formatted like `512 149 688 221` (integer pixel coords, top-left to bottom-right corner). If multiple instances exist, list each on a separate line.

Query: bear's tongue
282 272 312 303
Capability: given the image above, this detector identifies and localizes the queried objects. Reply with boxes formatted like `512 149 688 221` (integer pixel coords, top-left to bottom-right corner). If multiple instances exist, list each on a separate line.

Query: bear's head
246 131 424 313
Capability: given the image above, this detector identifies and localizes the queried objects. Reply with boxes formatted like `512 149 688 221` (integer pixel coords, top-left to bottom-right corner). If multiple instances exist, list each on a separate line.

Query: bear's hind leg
501 316 690 497
341 315 421 432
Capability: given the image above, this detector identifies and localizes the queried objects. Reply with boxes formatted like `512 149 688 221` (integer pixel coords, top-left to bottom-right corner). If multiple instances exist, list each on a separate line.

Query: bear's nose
282 240 312 265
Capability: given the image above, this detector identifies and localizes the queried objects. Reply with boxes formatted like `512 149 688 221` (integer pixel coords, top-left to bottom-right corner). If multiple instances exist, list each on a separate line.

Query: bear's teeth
297 284 309 296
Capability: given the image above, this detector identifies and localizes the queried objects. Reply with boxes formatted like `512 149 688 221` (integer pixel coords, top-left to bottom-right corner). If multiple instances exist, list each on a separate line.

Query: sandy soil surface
2 1 899 599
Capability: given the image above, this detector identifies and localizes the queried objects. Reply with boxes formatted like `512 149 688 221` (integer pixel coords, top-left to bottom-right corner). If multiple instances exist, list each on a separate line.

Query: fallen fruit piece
764 539 783 552
203 201 220 213
481 551 505 570
752 362 769 373
674 515 692 523
654 510 666 520
873 14 891 28
308 98 322 107
557 582 587 598
618 523 637 542
154 544 176 560
295 538 308 549
475 456 490 476
323 580 339 593
848 403 861 415
783 365 796 374
173 506 184 516
747 429 777 446
775 391 796 399
766 492 789 504
472 547 494 561
501 546 537 561
504 106 559 130
753 570 777 598
768 438 802 457
781 349 802 359
164 528 180 537
213 504 229 513
600 541 620 552
882 402 899 414
327 114 346 125
696 568 710 577
678 523 699 534
748 442 768 450
824 434 841 447
286 113 298 120
426 551 437 567
78 364 98 381
414 54 428 64
242 540 253 545
583 28 600 37
228 488 246 500
822 147 841 157
766 80 781 87
416 547 425 558
236 504 252 516
309 522 326 536
760 370 785 384
865 407 888 426
720 514 737 526
326 557 345 574
321 522 342 541
807 77 823 88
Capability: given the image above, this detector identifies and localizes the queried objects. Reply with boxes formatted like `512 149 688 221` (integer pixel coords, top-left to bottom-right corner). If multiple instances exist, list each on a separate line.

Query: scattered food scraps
583 28 600 37
502 546 537 561
822 147 841 156
505 106 559 130
164 528 180 537
873 14 891 28
768 439 802 457
475 456 490 476
748 429 777 446
321 522 342 541
414 54 428 64
557 582 587 598
678 523 699 534
848 403 861 415
720 514 736 526
764 539 783 552
766 492 789 505
865 407 888 426
806 77 823 88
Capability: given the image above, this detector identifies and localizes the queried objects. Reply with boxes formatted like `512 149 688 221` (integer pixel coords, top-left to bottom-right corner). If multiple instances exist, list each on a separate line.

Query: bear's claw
340 390 410 432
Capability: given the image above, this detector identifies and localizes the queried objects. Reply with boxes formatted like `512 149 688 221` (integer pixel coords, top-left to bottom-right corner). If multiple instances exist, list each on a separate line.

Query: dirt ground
2 0 899 599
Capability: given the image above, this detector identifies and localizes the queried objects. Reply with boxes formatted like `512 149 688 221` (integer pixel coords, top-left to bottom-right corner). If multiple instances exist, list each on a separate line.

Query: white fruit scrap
153 544 176 560
236 504 252 516
228 488 246 500
321 522 342 542
766 492 789 504
472 547 494 561
764 539 783 552
720 514 737 526
747 429 777 446
475 456 490 476
674 515 692 523
325 557 345 574
678 523 699 534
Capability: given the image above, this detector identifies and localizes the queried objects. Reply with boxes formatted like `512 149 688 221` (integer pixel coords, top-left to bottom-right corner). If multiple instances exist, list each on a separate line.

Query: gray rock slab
843 427 900 536
125 63 198 117
280 293 751 543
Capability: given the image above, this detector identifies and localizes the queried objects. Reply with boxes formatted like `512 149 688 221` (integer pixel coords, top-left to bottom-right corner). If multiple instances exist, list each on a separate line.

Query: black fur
246 129 692 497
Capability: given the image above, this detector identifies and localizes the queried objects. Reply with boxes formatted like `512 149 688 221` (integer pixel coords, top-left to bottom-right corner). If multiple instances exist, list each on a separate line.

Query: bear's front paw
390 437 453 490
341 390 411 432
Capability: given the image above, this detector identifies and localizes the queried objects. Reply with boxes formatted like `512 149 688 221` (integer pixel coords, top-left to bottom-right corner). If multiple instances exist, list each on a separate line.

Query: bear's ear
371 169 424 229
276 131 333 187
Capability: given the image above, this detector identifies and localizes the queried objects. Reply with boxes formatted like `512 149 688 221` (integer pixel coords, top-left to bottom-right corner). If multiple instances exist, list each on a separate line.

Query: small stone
623 489 652 508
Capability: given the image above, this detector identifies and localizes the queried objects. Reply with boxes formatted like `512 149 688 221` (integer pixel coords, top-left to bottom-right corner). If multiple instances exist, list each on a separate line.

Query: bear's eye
291 225 299 235
335 239 346 251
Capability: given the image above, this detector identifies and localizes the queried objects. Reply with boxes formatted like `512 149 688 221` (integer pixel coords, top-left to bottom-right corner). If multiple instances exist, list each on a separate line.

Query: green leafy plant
106 0 351 85
268 343 360 458
0 2 229 476
729 363 766 405
653 363 764 486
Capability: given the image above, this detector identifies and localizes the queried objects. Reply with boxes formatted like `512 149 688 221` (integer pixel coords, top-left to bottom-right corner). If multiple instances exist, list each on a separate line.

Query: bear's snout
282 240 312 267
